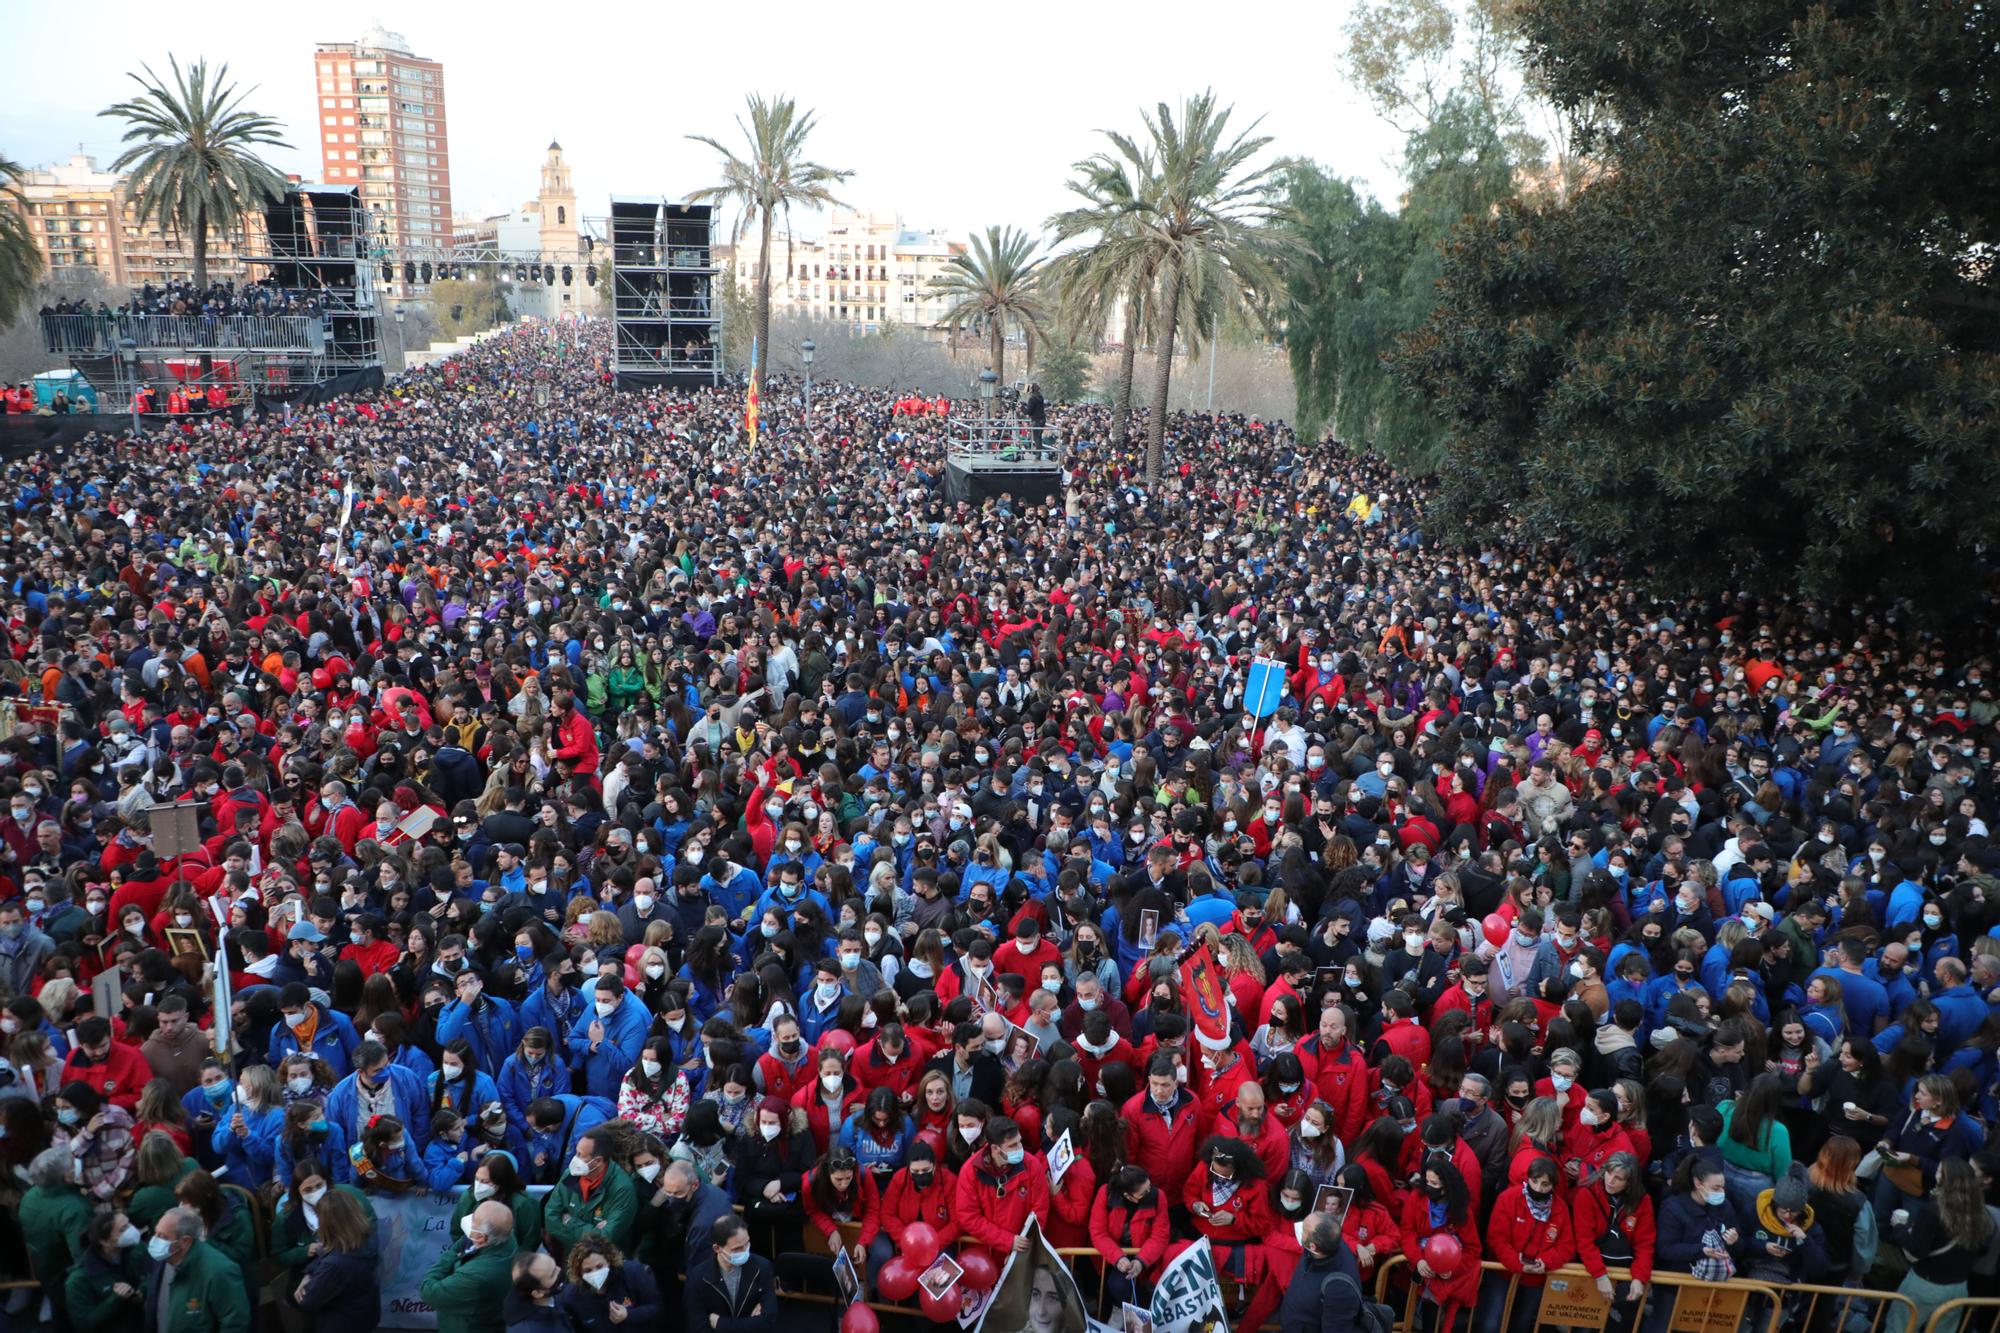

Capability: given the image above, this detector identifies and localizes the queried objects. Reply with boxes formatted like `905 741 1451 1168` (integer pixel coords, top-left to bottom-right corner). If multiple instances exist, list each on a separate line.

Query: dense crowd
2 318 1999 1333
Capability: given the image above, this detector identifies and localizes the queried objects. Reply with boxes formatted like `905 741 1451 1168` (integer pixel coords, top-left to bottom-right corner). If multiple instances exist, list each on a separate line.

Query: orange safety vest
167 391 186 414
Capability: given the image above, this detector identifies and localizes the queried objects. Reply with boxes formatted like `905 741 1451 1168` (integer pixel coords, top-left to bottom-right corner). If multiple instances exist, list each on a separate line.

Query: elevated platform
944 416 1062 505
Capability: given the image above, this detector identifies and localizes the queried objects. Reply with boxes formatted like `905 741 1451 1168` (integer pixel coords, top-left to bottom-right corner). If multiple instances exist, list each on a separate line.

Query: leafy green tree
688 94 852 394
1116 92 1288 486
1397 0 2000 608
427 275 510 342
930 225 1049 388
100 58 288 292
0 155 42 329
1281 93 1513 460
1036 331 1093 404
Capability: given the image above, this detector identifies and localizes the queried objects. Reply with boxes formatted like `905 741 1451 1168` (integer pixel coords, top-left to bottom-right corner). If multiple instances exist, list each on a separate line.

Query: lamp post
978 368 997 420
394 306 406 367
120 338 138 436
800 339 815 429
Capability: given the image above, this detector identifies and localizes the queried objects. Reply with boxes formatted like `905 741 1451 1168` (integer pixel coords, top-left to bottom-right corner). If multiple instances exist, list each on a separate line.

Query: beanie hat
58 1081 101 1117
1772 1167 1809 1216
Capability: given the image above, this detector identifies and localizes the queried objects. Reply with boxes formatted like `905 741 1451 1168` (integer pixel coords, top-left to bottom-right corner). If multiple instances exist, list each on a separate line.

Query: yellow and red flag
1180 942 1232 1047
744 337 760 447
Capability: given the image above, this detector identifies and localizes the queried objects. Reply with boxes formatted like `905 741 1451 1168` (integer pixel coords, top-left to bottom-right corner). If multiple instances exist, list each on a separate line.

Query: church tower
537 140 576 257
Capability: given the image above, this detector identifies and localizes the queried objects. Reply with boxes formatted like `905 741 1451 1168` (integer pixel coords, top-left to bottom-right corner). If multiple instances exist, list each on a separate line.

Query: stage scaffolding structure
608 197 723 390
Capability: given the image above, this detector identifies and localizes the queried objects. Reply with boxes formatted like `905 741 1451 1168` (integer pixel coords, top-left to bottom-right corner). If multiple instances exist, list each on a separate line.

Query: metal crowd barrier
1925 1298 2000 1333
39 313 326 353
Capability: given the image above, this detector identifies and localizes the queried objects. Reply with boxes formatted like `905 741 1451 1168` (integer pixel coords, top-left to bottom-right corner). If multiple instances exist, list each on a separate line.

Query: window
556 206 565 224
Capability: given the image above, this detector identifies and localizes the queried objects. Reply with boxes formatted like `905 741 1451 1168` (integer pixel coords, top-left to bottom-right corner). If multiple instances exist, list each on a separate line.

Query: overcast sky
2 0 1409 245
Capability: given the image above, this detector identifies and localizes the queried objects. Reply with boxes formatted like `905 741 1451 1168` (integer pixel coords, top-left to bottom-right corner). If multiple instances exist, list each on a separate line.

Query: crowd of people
1 316 1999 1333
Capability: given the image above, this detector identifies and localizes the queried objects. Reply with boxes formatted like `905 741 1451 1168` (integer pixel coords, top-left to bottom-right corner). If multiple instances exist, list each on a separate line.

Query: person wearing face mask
731 1096 816 1257
292 1186 384 1332
0 898 54 998
1533 1050 1588 1135
1478 1155 1576 1333
420 1200 520 1333
570 980 649 1100
450 1152 545 1258
60 1014 151 1112
1655 1153 1747 1280
1399 1159 1483 1319
555 1230 662 1333
542 1130 639 1260
323 1042 433 1159
63 1206 150 1333
142 1204 253 1333
437 968 524 1081
685 1214 775 1331
953 1113 1052 1266
617 1037 692 1140
862 1141 956 1291
267 982 362 1080
923 1020 1006 1110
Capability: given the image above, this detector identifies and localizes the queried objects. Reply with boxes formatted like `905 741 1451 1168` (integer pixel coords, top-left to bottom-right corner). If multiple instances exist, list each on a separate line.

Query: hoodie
1746 1188 1828 1283
1592 1024 1643 1086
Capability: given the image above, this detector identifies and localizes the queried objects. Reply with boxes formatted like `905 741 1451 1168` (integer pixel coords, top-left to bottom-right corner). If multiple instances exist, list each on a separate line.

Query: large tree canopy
1396 0 2000 609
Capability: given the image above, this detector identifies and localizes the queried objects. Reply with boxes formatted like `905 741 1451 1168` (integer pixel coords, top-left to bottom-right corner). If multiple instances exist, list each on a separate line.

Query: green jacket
20 1182 91 1291
542 1162 638 1252
418 1234 519 1333
271 1184 378 1274
207 1200 256 1282
607 664 645 712
150 1240 250 1333
64 1245 148 1333
128 1157 200 1230
448 1185 544 1254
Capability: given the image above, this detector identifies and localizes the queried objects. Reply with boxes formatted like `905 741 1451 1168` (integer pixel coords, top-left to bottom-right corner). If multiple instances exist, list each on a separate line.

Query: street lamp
394 306 406 367
978 368 997 420
119 338 139 436
800 339 815 429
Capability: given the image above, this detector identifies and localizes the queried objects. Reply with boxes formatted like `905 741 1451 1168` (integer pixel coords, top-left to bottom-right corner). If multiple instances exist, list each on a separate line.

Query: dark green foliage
1396 0 2000 607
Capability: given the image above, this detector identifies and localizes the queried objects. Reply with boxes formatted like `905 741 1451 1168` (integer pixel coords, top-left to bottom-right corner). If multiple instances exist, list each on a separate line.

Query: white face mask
287 1076 313 1096
644 964 665 980
568 1155 593 1177
961 1125 982 1144
640 1058 662 1079
460 1216 483 1243
582 1267 610 1291
821 1072 844 1092
760 1121 781 1141
471 1182 496 1201
1300 1120 1323 1139
637 1162 661 1183
596 1000 618 1017
302 1185 327 1207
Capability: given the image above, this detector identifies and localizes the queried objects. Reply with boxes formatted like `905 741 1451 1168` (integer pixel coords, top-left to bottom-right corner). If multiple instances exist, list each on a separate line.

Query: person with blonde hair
293 1186 381 1329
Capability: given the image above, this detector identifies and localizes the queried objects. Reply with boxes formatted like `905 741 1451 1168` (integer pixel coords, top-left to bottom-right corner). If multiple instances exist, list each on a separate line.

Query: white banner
372 1185 554 1328
1144 1240 1228 1333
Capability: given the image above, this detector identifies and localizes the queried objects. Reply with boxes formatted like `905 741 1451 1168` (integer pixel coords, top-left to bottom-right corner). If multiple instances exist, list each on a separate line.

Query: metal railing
948 416 1060 468
613 342 719 373
1926 1298 2000 1333
40 313 325 354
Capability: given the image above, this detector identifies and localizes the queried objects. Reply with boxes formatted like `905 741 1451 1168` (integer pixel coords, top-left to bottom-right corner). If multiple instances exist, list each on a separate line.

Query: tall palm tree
1049 148 1158 449
931 225 1049 390
688 94 852 395
100 58 289 293
0 155 43 328
1112 92 1286 487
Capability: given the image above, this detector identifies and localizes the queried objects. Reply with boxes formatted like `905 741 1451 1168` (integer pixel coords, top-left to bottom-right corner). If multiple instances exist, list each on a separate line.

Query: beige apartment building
13 152 266 293
721 207 961 334
313 26 452 283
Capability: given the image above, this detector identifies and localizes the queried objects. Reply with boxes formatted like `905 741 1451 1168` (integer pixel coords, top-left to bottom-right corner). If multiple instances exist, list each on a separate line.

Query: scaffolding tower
609 197 722 390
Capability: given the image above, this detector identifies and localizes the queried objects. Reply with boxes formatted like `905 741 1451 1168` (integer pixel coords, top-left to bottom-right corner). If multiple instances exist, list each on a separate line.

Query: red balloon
957 1249 999 1292
901 1221 942 1271
841 1302 880 1333
918 1281 962 1322
1423 1232 1465 1279
1481 913 1510 949
877 1257 920 1302
311 667 331 690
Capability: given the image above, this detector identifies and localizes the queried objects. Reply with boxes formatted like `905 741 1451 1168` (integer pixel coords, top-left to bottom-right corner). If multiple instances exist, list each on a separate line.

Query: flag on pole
1180 942 1233 1050
745 337 760 448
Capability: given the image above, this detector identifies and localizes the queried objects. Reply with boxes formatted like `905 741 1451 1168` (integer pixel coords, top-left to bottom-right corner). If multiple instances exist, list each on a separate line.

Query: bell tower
537 140 576 255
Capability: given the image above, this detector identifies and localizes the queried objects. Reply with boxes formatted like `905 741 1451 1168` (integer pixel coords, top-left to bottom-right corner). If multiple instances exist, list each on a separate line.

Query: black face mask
908 1170 934 1188
1425 1183 1447 1201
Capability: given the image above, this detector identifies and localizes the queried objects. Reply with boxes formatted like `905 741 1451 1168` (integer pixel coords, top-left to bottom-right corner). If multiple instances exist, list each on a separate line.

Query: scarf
1523 1183 1553 1224
290 1005 321 1053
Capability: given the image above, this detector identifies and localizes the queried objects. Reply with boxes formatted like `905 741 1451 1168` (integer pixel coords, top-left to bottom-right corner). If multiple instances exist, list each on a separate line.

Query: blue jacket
519 981 589 1051
276 1121 351 1188
435 996 522 1076
210 1101 286 1183
1884 880 1927 931
180 1083 234 1170
836 1111 916 1181
390 1042 438 1084
422 1136 480 1193
268 1003 361 1077
323 1063 432 1153
567 992 649 1098
426 1068 503 1121
706 866 768 922
1807 966 1888 1034
499 1051 570 1131
526 1094 615 1176
1932 983 1987 1048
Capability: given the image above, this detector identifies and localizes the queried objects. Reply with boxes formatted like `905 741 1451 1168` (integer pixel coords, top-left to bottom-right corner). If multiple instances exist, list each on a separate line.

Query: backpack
1326 1270 1396 1333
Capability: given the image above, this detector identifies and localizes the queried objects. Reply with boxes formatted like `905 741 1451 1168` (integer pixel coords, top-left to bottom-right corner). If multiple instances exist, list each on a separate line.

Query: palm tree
931 225 1049 390
1112 92 1286 486
100 58 289 293
688 94 852 395
0 155 43 328
1049 148 1158 449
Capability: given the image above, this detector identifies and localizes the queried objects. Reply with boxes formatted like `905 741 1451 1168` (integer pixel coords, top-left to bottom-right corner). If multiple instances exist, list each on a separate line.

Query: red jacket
864 1163 958 1249
1562 1121 1635 1186
1366 1069 1434 1123
1182 1166 1270 1247
1217 1107 1289 1183
60 1041 152 1111
851 1039 921 1103
1534 1076 1587 1136
550 708 601 785
1191 1046 1257 1122
756 1049 815 1106
340 937 400 977
1373 1016 1431 1071
1121 1088 1207 1198
1298 1035 1370 1143
1399 1191 1483 1309
1430 983 1493 1044
991 936 1062 987
1076 1035 1139 1097
1571 1179 1656 1284
1046 1154 1096 1248
801 1165 880 1245
789 1082 864 1155
1487 1183 1576 1283
954 1152 1051 1257
1343 1198 1403 1280
1090 1182 1172 1276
